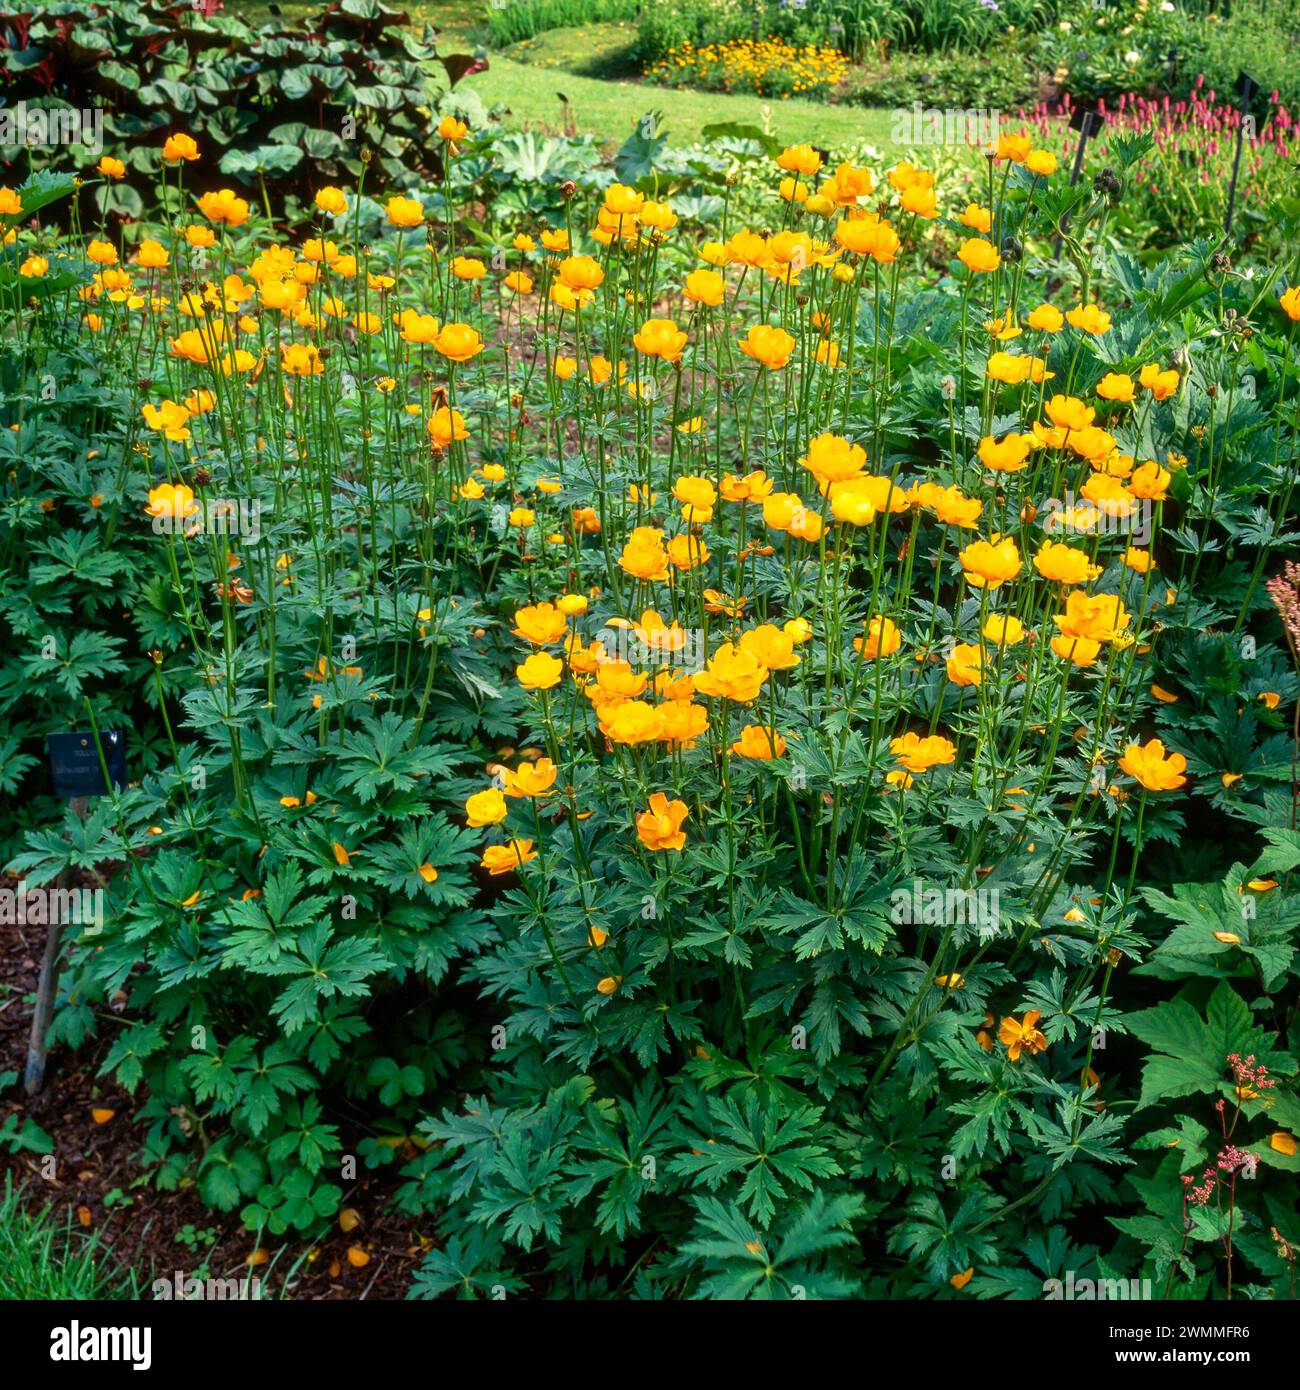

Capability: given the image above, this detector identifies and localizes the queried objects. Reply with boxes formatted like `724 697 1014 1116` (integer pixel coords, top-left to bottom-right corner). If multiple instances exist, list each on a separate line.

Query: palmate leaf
98 1021 167 1092
669 1094 841 1228
329 712 461 802
1033 1100 1133 1170
677 1192 865 1300
409 1231 526 1301
1125 980 1287 1110
268 923 388 1033
466 1129 572 1251
265 1096 341 1175
888 1189 1002 1284
7 798 122 885
601 995 703 1066
219 862 332 970
564 1081 674 1240
363 815 479 900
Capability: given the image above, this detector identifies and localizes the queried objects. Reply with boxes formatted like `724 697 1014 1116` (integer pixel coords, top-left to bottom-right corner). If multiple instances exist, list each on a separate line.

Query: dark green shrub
0 0 485 225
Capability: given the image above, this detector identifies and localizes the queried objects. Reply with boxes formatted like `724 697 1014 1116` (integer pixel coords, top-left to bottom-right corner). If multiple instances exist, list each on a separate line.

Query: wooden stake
24 795 87 1097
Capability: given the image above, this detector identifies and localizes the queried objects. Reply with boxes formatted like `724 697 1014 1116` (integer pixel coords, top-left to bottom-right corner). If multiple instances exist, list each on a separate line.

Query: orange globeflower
998 1010 1048 1061
1026 303 1064 333
602 701 661 747
512 602 568 646
738 324 796 370
802 432 867 485
1045 394 1095 432
438 115 469 141
693 643 768 703
503 758 557 798
558 255 604 293
854 615 901 660
636 793 689 851
427 406 468 449
1050 634 1102 667
141 400 192 442
890 732 957 774
482 840 537 875
834 214 900 263
986 351 1051 384
829 479 877 526
731 725 786 759
959 535 1021 590
162 132 199 163
1066 303 1112 335
633 317 688 362
957 238 1000 274
465 788 508 827
385 195 424 228
97 155 126 180
315 186 348 216
1129 460 1171 500
738 624 800 672
1119 739 1188 791
1096 372 1135 403
516 652 563 690
995 132 1032 164
435 323 483 362
1139 364 1179 400
145 483 198 522
900 185 938 218
776 144 822 177
946 643 983 687
281 344 324 376
674 475 716 523
1054 590 1130 644
619 525 670 582
982 614 1025 646
683 268 725 306
197 189 250 226
137 238 169 270
1034 540 1101 586
397 308 439 343
977 433 1032 472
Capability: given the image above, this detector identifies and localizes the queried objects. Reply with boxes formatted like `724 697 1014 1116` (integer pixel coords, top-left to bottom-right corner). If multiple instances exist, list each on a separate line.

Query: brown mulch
0 893 428 1300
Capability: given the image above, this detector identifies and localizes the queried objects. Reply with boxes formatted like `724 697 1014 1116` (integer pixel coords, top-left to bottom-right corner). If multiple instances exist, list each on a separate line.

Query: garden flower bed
0 11 1298 1312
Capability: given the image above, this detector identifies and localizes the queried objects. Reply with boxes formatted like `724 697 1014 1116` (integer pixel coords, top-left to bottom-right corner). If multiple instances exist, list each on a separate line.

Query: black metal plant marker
1053 106 1106 262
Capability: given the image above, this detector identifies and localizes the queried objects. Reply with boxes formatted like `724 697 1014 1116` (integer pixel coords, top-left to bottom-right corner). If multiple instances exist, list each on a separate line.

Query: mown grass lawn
231 3 899 152
461 53 900 150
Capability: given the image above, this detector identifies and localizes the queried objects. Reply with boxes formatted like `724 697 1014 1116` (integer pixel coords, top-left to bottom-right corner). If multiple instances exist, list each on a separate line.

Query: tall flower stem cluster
2 112 1297 1293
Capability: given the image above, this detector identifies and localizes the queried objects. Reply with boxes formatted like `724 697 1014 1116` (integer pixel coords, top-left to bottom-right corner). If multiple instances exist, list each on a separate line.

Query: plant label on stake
1224 72 1259 235
24 731 127 1096
1053 107 1105 263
